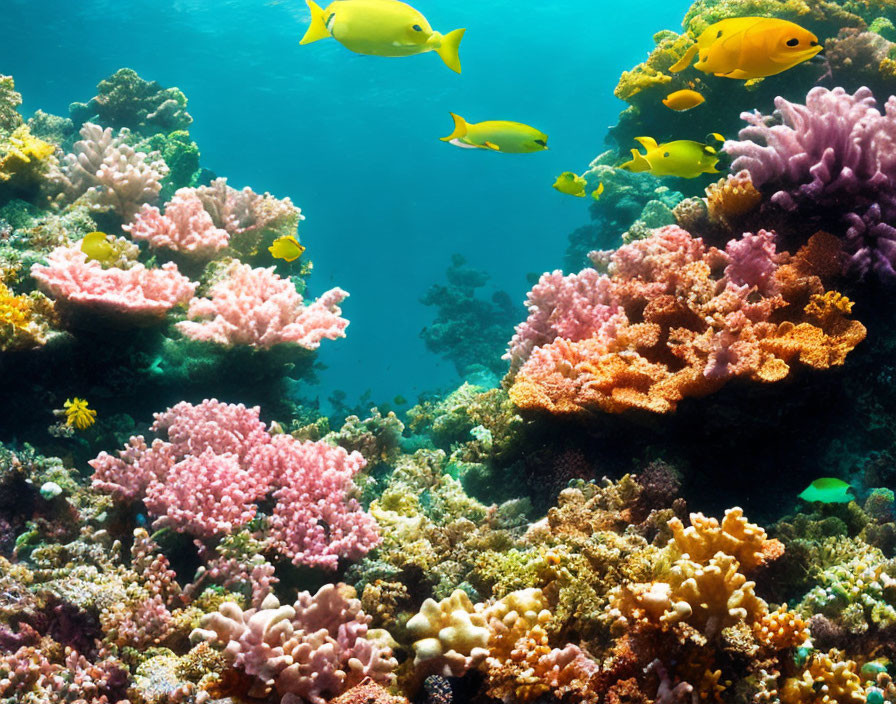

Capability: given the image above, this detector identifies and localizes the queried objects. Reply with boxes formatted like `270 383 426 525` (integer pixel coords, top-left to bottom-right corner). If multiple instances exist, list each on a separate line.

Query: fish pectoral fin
434 28 465 74
440 112 468 142
483 141 501 151
669 44 699 73
300 0 331 44
634 136 658 151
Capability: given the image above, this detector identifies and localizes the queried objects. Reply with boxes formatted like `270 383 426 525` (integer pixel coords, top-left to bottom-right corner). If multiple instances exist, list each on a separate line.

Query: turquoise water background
2 0 687 406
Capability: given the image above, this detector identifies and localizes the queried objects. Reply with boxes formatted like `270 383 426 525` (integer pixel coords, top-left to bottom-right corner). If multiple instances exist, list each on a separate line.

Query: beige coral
405 590 490 676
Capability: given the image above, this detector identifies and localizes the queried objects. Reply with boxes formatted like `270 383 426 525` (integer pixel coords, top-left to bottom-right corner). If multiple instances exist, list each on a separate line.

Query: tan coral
405 590 489 677
667 507 784 573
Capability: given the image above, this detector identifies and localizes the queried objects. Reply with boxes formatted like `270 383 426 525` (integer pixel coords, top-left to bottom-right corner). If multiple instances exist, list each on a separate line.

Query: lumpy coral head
176 261 349 349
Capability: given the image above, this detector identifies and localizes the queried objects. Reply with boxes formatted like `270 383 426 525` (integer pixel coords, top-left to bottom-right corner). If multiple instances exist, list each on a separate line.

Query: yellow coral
754 605 810 651
406 590 490 676
64 397 97 430
0 125 55 192
780 650 866 704
668 508 784 572
0 281 30 332
706 170 762 221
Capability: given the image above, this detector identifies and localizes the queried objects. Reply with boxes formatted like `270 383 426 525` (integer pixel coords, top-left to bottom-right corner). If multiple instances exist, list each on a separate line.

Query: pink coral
126 189 230 258
193 177 303 238
144 449 267 538
30 245 195 321
190 585 396 704
252 435 381 569
176 261 349 349
724 230 782 295
91 400 379 565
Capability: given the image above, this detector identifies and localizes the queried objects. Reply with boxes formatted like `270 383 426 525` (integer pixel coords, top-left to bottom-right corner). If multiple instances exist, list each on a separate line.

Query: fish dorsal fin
484 141 500 151
634 136 658 151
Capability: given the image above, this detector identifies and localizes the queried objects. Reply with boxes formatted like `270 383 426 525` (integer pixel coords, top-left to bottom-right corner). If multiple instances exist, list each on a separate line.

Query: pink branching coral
507 227 866 415
190 584 396 704
90 399 380 566
253 435 381 570
193 177 303 240
126 189 231 258
47 122 168 219
30 244 195 321
176 261 349 349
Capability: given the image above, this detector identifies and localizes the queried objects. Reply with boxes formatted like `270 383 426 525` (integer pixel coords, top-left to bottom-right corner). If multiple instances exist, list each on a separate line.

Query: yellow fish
670 17 822 80
663 89 706 111
269 235 306 262
441 113 548 153
64 397 96 430
553 172 603 200
620 135 723 179
80 232 116 263
300 0 465 73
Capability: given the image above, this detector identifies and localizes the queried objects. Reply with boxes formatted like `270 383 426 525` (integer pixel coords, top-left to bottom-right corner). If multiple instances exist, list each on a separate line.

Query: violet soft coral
30 244 195 321
176 261 349 349
724 86 896 282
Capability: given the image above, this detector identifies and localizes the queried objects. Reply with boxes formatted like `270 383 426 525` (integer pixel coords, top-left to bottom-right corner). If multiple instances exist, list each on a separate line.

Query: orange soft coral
706 170 762 222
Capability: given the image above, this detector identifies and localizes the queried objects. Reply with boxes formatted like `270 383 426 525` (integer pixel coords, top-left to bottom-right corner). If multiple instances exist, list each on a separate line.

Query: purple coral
725 86 896 282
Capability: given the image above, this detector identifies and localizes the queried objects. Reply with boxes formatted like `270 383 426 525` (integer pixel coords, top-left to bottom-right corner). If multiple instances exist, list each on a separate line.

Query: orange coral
754 606 810 651
706 170 762 221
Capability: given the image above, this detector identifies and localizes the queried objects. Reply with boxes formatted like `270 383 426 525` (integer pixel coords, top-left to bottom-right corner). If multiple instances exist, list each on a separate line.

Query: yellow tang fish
269 235 306 262
620 134 724 179
670 17 822 80
663 89 706 111
553 172 603 200
81 231 116 263
440 113 548 153
300 0 465 73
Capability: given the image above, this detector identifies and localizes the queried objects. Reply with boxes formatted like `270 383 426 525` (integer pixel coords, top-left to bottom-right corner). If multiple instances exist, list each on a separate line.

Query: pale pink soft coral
126 189 230 258
176 261 349 349
190 584 396 704
252 435 381 570
30 245 195 321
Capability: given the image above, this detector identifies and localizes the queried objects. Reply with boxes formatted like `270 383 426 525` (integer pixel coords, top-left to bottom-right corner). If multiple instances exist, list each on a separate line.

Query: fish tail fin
707 132 725 144
440 112 468 142
300 0 330 45
592 182 605 200
669 44 699 73
434 28 465 74
621 149 650 172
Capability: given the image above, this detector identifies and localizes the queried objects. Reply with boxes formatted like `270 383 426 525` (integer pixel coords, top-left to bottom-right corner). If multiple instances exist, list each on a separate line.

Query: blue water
2 0 687 406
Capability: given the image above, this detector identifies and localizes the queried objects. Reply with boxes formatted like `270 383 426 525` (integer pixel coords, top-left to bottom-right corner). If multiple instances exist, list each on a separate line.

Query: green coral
136 130 201 199
0 126 57 203
614 31 692 102
0 75 23 133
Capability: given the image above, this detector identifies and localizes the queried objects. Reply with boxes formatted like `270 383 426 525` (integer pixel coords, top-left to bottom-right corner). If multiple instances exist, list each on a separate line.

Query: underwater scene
8 0 896 702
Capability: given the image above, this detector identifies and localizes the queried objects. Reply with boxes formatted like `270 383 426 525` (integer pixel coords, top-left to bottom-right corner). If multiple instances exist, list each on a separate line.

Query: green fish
798 478 854 504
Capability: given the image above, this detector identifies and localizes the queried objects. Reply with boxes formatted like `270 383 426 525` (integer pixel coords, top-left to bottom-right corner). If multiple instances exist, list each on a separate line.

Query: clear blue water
2 0 687 405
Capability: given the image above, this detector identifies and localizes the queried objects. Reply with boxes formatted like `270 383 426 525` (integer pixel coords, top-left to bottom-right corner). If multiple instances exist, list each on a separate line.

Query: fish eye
412 24 423 31
535 139 546 146
663 152 671 158
786 37 799 47
716 30 723 38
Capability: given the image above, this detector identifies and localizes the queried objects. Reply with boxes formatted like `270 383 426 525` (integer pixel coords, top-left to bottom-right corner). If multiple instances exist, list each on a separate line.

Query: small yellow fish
81 232 116 263
269 235 306 262
64 397 96 430
670 17 822 80
300 0 465 73
663 89 706 111
441 113 548 153
620 135 723 179
553 172 603 200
